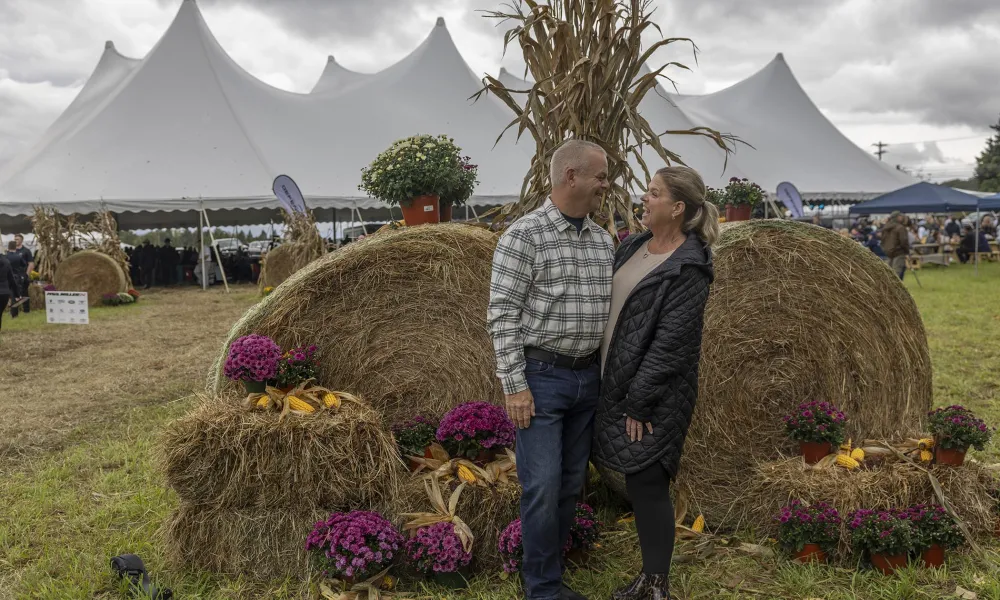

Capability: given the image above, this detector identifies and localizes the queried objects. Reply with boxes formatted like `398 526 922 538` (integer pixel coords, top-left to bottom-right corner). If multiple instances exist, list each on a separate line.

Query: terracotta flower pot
870 552 908 575
799 441 832 465
793 543 826 564
725 203 752 222
400 195 441 226
407 446 436 471
440 202 453 223
920 544 945 568
934 445 967 466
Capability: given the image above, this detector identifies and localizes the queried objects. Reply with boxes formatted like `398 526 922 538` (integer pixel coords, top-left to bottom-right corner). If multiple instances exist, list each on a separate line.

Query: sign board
776 182 805 218
272 174 308 215
45 291 89 325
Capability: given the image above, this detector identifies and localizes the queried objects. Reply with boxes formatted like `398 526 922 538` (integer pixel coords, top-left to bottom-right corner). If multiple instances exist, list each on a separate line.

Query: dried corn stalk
79 211 133 289
30 207 77 282
259 209 326 293
475 0 740 233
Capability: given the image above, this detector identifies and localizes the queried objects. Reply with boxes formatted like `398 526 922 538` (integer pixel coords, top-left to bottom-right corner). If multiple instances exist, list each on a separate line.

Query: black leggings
625 462 675 575
0 294 8 329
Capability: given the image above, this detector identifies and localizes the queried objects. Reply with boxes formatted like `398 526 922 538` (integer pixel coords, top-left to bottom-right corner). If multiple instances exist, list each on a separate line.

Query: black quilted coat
592 230 714 479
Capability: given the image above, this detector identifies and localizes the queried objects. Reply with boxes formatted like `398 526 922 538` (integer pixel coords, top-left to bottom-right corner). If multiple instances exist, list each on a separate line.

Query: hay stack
27 283 46 309
257 243 310 290
597 221 932 530
160 396 403 510
745 457 997 548
211 224 502 425
389 474 521 572
53 250 128 306
162 503 330 579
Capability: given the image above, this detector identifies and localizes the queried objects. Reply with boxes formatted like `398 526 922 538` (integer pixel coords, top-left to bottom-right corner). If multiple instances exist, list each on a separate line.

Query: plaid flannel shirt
488 199 615 395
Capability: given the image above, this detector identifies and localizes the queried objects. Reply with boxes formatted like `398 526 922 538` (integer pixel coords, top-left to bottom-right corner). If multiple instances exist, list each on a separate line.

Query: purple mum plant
898 504 964 551
436 402 515 462
223 334 281 383
305 510 404 581
782 400 847 446
927 405 993 451
404 522 472 574
274 344 319 388
774 500 841 553
497 518 523 574
564 503 601 554
847 509 914 556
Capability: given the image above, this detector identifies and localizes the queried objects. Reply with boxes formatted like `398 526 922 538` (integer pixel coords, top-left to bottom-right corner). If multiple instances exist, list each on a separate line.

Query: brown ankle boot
644 574 670 600
610 573 650 600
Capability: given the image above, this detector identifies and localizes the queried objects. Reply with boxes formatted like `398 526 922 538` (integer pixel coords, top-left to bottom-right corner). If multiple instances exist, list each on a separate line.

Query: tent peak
774 52 785 62
327 54 337 63
104 40 115 50
436 16 446 27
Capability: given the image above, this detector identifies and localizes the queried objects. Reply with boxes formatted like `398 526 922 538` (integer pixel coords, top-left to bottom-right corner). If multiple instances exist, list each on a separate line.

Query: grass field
1 264 998 599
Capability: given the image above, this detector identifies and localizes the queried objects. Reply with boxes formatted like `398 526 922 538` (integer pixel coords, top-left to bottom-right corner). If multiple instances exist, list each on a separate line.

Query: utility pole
872 141 888 161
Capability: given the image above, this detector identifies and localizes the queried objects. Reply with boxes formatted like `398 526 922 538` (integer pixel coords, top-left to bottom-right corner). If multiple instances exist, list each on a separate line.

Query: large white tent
0 0 916 233
672 54 915 199
0 0 532 231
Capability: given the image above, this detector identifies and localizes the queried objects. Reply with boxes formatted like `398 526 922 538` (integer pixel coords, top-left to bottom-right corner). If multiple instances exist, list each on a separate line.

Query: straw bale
53 250 128 306
162 501 329 580
27 283 46 309
160 395 404 510
597 221 932 529
389 474 521 572
258 243 311 290
744 456 997 550
210 224 502 425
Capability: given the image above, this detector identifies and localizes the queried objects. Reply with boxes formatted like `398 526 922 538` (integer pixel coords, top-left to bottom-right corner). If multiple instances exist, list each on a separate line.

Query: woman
593 166 716 600
0 251 20 331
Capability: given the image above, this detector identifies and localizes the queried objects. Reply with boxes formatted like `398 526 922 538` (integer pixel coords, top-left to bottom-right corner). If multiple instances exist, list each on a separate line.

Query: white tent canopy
309 55 372 94
0 0 532 230
672 54 915 199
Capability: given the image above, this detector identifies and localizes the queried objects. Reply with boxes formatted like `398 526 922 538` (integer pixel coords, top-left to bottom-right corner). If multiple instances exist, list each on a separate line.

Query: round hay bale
53 250 127 306
27 283 46 309
211 223 502 426
389 474 521 572
259 243 311 290
160 396 403 510
597 221 932 530
162 501 330 579
744 457 997 552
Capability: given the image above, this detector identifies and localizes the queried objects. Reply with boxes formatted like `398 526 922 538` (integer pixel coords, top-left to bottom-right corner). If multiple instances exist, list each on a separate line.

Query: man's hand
626 417 653 442
505 389 535 429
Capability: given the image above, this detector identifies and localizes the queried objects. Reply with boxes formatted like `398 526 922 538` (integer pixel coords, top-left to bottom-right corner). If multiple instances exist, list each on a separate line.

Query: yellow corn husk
323 392 340 408
457 464 477 484
286 396 315 413
836 454 860 470
920 449 934 462
918 438 935 450
840 438 853 453
691 515 705 533
850 448 865 461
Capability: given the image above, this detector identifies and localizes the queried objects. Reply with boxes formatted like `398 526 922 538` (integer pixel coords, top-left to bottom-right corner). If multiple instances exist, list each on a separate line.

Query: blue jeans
516 358 600 600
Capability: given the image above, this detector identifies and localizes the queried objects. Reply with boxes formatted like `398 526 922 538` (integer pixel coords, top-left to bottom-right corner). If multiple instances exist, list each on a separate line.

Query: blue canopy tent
849 182 993 275
848 182 980 214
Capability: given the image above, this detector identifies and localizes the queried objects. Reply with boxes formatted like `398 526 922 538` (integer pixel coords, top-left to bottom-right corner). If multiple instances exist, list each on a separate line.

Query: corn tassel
836 454 860 470
850 448 865 461
691 515 705 533
286 396 315 413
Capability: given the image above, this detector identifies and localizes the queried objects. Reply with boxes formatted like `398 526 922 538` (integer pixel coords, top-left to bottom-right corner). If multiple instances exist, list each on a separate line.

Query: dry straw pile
599 220 933 530
27 283 46 309
210 224 503 426
258 210 326 291
79 211 133 289
159 396 404 579
53 250 128 306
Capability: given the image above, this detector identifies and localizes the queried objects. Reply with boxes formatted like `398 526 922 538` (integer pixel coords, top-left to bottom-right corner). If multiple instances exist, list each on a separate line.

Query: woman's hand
626 417 653 442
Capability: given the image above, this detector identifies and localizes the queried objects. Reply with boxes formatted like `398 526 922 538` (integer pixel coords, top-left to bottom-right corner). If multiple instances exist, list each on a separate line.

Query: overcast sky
1 0 997 182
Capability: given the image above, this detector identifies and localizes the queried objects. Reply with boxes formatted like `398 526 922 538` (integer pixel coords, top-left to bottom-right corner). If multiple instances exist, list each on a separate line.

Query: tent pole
354 207 368 235
199 207 207 291
201 207 231 294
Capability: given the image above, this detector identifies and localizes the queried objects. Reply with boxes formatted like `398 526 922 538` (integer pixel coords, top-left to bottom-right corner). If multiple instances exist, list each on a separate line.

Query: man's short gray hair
550 139 606 186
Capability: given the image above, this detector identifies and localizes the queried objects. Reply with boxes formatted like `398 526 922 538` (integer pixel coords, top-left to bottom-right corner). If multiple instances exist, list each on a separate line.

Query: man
488 139 614 600
5 241 28 318
139 240 157 289
957 224 992 263
880 211 910 280
12 234 33 314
